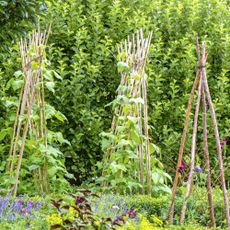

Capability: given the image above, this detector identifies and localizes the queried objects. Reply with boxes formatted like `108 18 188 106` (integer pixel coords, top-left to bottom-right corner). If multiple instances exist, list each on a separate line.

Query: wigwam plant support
99 29 164 194
7 27 51 196
168 37 230 228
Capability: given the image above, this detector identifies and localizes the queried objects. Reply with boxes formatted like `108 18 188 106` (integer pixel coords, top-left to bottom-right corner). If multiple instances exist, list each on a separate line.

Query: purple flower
76 196 86 205
18 200 24 205
113 216 126 225
194 166 203 173
35 203 41 209
28 200 33 206
13 200 24 212
127 208 137 219
122 208 137 219
178 162 186 173
220 139 228 149
26 200 34 210
22 208 27 215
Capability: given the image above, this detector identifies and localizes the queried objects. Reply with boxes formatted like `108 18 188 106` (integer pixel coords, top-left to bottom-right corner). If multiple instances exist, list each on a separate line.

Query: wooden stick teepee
168 36 230 228
7 27 51 196
103 29 153 194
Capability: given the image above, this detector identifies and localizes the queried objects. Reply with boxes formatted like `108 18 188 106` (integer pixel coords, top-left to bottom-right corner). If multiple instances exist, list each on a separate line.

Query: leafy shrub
125 188 229 228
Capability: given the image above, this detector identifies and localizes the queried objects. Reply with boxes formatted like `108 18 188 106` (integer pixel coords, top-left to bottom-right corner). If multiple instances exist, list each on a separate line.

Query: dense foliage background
0 0 229 189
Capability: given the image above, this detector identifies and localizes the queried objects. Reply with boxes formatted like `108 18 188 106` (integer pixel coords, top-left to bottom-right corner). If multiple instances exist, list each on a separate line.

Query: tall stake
201 43 230 228
180 72 202 224
168 36 201 222
201 77 216 228
8 28 50 196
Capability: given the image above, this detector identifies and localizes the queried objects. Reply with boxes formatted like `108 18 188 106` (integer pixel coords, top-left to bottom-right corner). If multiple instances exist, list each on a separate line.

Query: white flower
111 205 120 210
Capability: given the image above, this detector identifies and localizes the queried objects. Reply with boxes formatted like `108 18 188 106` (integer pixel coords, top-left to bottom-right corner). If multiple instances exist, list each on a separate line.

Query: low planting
0 188 228 229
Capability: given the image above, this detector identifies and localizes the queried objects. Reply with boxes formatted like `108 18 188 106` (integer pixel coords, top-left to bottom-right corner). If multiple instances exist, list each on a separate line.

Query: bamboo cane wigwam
102 29 153 194
168 37 230 228
7 27 51 196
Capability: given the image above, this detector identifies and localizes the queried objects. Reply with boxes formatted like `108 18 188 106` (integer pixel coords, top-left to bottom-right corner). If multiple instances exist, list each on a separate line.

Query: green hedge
42 0 230 184
125 188 228 228
0 0 229 186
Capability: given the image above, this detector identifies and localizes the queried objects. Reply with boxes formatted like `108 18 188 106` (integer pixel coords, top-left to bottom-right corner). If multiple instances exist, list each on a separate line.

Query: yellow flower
115 214 162 230
95 220 100 226
64 207 79 221
138 215 159 230
47 213 63 225
69 207 76 215
151 215 163 226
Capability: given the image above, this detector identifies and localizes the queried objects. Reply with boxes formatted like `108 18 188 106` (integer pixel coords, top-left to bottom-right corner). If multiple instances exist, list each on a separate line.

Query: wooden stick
180 71 202 224
13 70 39 196
201 76 216 228
10 52 32 173
201 43 230 228
168 35 201 222
168 69 201 222
142 76 151 194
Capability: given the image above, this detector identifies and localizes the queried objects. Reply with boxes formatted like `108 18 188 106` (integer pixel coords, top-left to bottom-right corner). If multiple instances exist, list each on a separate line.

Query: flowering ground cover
0 191 139 229
0 188 228 229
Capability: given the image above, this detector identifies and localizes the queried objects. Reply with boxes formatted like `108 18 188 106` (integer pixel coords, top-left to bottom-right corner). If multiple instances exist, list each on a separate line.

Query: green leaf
0 1 8 6
132 74 141 80
127 181 142 190
155 185 172 194
12 79 24 91
109 162 127 173
150 143 160 154
130 129 141 144
45 81 55 93
46 146 63 157
0 128 12 141
65 173 75 179
101 138 111 151
0 161 6 171
52 70 62 80
127 116 138 124
129 98 144 104
28 165 40 171
54 111 67 122
48 167 57 177
117 61 130 73
31 61 39 70
14 70 23 78
152 172 160 184
45 104 56 119
43 69 53 81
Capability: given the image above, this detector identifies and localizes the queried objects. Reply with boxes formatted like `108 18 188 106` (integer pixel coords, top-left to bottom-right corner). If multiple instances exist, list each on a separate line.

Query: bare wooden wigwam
168 36 230 228
7 27 51 197
103 29 153 194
